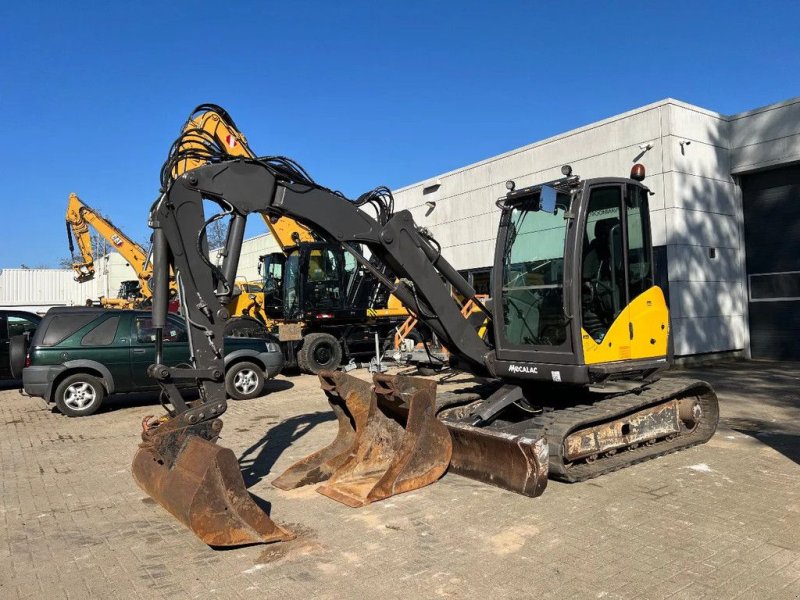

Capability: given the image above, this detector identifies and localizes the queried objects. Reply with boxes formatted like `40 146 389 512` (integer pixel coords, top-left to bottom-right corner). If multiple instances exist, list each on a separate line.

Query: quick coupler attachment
273 371 452 507
132 414 294 547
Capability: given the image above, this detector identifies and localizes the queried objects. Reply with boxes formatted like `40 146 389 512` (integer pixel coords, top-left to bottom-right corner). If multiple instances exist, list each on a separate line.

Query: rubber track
526 377 719 482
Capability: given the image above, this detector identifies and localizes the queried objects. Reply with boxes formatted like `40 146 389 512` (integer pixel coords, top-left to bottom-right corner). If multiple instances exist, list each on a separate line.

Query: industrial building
0 253 136 313
234 96 800 360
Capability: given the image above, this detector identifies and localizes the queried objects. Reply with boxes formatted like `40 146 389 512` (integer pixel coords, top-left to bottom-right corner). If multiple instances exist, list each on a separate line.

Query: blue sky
1 1 798 266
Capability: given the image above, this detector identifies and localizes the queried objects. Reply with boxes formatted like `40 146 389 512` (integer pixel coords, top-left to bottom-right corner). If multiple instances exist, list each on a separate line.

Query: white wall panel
667 245 741 282
667 208 740 249
672 314 746 355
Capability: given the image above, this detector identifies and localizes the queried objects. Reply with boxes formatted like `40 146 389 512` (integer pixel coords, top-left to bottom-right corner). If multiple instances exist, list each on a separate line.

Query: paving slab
0 360 798 599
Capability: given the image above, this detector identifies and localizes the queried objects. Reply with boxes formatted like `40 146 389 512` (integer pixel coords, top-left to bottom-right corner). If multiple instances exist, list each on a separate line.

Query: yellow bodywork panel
581 286 669 364
175 109 314 250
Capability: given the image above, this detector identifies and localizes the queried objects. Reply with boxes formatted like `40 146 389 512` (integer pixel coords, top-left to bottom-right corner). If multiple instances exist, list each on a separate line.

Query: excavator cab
490 169 668 386
258 252 285 317
281 243 368 322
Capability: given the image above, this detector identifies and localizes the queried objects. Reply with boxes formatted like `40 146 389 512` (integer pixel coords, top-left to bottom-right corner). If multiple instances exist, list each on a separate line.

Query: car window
81 316 121 346
41 314 98 346
7 314 39 337
134 317 186 344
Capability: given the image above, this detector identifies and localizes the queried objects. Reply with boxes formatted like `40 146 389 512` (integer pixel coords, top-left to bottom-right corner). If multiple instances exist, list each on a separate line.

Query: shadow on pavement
262 379 294 393
239 411 336 488
726 417 800 466
670 359 800 466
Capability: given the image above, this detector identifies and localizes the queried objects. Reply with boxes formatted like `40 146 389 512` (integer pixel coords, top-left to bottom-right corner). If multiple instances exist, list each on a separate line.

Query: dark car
22 308 284 416
1 310 42 380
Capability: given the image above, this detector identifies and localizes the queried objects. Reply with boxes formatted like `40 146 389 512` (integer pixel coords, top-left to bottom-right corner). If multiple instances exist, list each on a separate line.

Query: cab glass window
625 184 653 299
501 193 569 346
581 186 624 343
304 248 342 310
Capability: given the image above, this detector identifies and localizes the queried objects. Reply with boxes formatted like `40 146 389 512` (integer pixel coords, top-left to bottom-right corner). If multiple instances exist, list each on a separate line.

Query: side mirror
540 185 557 214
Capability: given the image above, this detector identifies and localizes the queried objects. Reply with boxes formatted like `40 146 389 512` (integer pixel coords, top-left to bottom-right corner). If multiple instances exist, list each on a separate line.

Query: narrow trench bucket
132 418 294 547
438 403 549 497
272 371 452 508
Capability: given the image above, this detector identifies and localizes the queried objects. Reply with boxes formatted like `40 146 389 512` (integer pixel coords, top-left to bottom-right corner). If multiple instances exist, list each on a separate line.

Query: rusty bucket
273 371 452 507
272 371 367 490
132 417 294 547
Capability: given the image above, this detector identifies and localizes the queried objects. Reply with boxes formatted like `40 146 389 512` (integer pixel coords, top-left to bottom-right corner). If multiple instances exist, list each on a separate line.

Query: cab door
579 183 665 364
129 314 190 388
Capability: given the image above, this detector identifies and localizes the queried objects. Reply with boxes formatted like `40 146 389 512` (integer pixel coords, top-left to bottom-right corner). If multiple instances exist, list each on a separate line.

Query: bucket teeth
132 418 293 547
273 371 452 507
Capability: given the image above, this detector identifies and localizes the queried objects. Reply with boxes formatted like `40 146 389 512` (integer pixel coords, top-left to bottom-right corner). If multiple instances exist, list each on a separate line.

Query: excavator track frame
530 377 719 482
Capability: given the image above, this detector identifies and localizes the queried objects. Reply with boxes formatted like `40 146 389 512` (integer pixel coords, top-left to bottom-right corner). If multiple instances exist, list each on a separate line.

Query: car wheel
54 373 106 417
296 332 342 375
226 361 265 400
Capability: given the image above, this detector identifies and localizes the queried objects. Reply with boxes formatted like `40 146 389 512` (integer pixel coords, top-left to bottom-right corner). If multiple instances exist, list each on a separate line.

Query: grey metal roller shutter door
741 165 800 360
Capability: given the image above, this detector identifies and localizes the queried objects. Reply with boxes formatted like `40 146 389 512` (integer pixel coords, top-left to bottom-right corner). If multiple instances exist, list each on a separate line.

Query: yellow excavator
170 104 417 372
132 104 719 547
66 192 169 308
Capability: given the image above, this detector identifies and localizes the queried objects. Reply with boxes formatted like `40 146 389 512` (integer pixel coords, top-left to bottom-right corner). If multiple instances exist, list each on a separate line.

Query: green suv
22 308 284 416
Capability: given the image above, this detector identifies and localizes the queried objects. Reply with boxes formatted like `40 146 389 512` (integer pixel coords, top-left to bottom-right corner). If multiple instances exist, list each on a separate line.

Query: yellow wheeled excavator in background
132 104 719 547
170 105 420 373
66 192 172 308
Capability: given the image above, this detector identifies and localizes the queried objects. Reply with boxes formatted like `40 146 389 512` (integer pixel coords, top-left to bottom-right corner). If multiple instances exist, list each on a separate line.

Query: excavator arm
148 159 492 414
66 193 152 293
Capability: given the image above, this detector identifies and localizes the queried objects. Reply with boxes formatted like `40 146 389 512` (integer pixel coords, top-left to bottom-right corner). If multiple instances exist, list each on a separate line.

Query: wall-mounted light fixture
634 142 655 162
424 200 436 216
679 139 692 155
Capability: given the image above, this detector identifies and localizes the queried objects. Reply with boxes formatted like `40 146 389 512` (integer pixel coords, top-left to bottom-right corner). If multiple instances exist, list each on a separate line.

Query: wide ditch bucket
132 416 294 547
273 371 452 507
437 401 549 497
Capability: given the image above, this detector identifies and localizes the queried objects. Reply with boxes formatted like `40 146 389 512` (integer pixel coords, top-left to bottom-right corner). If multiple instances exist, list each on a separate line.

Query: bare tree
205 219 228 251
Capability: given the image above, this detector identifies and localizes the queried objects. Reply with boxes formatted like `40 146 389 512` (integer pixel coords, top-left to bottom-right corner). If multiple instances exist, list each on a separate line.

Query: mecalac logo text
508 364 538 374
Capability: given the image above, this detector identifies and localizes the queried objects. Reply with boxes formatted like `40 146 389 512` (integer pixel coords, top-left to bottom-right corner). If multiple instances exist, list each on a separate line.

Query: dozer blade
438 401 549 498
273 371 452 508
132 417 294 547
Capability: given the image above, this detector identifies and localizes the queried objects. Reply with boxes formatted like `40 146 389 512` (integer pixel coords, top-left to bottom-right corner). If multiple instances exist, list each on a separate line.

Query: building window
749 271 800 302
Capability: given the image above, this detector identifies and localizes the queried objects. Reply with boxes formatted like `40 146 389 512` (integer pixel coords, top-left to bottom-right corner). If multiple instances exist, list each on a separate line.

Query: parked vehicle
22 308 283 416
1 310 42 379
